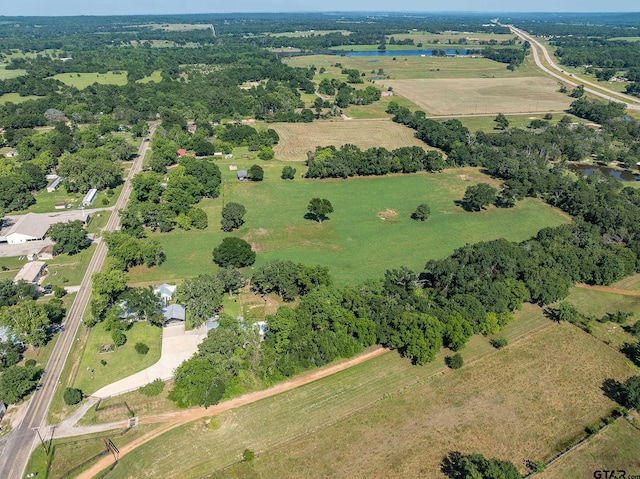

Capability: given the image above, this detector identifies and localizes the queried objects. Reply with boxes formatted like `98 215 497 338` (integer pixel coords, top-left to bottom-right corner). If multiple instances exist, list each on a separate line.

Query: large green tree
462 183 497 211
212 237 256 268
175 275 224 327
307 198 334 223
48 220 88 255
0 300 50 346
221 202 246 232
0 365 42 404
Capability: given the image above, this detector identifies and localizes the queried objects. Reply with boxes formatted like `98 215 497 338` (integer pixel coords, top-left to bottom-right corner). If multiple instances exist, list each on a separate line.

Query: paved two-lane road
0 125 155 479
505 23 640 112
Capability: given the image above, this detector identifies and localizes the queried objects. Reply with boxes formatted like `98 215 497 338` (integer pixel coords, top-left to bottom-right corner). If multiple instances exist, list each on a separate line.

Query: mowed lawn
50 71 128 89
128 169 570 286
539 416 640 479
73 322 163 396
103 320 634 479
380 77 573 115
271 120 428 161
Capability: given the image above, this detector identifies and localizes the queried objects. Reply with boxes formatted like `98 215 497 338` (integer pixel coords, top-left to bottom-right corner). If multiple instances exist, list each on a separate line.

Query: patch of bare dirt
376 209 398 220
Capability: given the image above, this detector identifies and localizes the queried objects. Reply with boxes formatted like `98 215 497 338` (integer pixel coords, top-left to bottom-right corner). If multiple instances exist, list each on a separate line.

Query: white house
154 283 177 305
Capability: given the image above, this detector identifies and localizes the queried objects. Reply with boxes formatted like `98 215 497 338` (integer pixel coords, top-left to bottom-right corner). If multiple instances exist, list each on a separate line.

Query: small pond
568 164 640 182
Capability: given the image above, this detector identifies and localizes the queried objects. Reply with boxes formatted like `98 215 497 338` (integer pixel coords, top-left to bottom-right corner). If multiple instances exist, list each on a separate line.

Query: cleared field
539 416 640 479
128 168 570 286
563 287 640 350
381 77 573 115
453 112 584 132
285 54 541 79
50 71 128 89
0 65 26 79
390 31 517 45
217 324 633 479
103 320 633 479
272 120 427 161
270 30 350 37
137 70 163 83
0 92 40 104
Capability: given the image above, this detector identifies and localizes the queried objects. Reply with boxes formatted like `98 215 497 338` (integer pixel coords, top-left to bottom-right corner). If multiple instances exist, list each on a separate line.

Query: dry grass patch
380 77 572 115
376 208 398 220
226 323 635 479
539 414 640 479
271 119 430 161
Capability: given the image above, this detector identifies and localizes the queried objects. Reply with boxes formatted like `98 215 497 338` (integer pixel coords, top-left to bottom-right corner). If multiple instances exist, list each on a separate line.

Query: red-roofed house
177 148 187 157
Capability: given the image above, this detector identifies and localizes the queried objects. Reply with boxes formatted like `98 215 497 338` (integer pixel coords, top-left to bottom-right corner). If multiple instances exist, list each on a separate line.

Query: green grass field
285 54 542 80
453 113 585 132
137 70 163 83
73 321 163 396
539 416 640 479
101 316 634 479
563 287 640 350
24 425 159 479
0 92 41 104
0 65 26 79
128 168 569 286
50 71 128 89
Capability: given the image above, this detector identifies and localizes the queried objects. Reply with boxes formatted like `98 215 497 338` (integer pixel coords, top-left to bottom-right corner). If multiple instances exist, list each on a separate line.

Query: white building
154 283 177 305
14 261 47 284
82 188 98 207
0 211 90 245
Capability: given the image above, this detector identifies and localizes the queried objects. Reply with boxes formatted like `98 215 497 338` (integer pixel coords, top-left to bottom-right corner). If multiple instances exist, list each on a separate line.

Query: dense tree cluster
122 154 220 235
305 144 445 179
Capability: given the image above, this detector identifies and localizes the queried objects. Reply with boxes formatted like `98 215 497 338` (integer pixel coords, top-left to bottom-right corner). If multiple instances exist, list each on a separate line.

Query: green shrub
135 342 149 355
63 387 83 405
111 330 127 347
490 337 508 349
100 359 107 366
243 449 255 462
446 353 464 370
139 378 165 397
585 421 603 435
24 359 37 368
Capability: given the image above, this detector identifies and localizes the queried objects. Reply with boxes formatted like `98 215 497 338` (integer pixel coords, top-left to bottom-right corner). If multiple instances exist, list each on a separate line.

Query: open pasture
539 415 640 479
0 65 26 79
380 77 572 115
50 71 128 89
128 168 569 286
285 53 541 79
216 323 634 479
104 320 632 479
271 119 427 161
270 30 351 37
0 92 40 104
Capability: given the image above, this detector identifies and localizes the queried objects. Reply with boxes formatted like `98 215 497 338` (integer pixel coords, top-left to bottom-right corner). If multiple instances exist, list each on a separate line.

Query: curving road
505 23 640 111
0 125 155 479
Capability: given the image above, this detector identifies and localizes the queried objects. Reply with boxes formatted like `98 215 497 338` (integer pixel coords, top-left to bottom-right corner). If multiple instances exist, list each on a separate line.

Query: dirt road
76 346 390 479
575 283 640 296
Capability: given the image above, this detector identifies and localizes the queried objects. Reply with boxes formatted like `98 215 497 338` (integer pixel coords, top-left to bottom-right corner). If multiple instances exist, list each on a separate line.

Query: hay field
380 77 572 115
284 54 541 79
539 416 640 479
105 322 634 479
271 119 428 161
219 323 634 479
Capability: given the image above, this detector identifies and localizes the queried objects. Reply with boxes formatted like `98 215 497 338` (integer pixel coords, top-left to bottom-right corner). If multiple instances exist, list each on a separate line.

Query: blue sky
2 1 638 16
